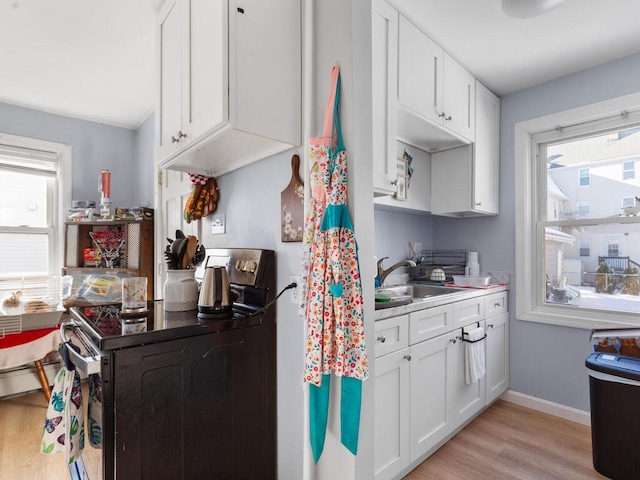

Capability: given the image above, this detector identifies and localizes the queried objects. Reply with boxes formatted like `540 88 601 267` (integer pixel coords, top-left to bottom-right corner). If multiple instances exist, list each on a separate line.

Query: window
515 92 640 328
0 134 70 282
576 201 591 219
622 196 637 208
579 239 591 257
579 168 590 186
623 160 636 180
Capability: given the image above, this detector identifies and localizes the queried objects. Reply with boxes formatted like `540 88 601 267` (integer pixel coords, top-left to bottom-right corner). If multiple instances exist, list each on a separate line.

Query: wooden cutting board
281 154 304 242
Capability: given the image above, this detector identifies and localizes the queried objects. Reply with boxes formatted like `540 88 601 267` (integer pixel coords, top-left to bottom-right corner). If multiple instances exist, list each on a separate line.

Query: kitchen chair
0 326 61 402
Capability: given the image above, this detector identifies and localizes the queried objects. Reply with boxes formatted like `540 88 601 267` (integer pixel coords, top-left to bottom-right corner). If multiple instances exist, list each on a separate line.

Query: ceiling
1 0 639 130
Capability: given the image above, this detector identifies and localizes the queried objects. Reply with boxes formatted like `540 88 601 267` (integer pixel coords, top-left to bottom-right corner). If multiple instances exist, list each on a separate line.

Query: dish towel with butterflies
40 365 85 464
302 65 368 463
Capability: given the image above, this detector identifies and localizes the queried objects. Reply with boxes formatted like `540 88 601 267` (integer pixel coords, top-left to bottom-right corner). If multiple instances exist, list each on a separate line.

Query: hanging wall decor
280 154 304 242
184 174 219 224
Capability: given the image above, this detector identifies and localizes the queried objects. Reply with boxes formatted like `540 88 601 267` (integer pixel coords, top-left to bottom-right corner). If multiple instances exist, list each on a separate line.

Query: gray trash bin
586 352 640 480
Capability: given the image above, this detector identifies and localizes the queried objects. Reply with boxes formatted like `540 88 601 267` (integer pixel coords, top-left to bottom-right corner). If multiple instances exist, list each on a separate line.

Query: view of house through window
543 126 640 314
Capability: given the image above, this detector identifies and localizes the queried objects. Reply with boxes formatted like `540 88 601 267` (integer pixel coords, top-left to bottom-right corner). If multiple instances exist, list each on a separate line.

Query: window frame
579 167 590 187
515 92 640 329
0 133 71 281
623 160 635 180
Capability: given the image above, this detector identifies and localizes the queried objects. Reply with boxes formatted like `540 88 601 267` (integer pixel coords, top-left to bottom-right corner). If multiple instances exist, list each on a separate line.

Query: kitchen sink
375 284 463 310
409 284 463 299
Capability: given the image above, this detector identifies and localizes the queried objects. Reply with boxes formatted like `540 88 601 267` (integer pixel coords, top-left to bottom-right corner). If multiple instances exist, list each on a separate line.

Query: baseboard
500 389 591 426
0 362 59 399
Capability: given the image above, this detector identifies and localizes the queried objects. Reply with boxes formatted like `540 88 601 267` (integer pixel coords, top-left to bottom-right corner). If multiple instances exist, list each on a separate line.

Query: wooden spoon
184 236 197 269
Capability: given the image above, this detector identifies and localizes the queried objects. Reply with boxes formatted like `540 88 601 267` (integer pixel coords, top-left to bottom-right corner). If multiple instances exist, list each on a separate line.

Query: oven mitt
184 174 219 223
41 366 85 464
88 373 103 448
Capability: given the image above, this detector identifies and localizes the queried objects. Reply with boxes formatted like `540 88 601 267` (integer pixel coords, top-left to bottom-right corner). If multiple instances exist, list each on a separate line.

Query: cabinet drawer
409 304 453 345
375 315 409 358
485 291 507 318
453 297 484 328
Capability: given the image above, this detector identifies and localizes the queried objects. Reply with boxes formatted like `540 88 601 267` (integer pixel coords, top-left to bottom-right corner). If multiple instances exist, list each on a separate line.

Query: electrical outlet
211 213 226 234
290 275 300 304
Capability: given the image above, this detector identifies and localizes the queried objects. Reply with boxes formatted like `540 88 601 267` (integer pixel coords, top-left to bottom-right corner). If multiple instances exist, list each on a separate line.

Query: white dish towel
465 325 486 385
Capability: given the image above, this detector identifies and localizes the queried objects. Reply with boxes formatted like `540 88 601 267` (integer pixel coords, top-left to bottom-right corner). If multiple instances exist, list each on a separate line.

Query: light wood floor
404 400 608 480
0 386 101 480
1 391 606 479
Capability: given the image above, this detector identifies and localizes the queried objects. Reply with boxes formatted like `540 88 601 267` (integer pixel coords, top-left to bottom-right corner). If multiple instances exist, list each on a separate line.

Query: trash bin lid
586 352 640 382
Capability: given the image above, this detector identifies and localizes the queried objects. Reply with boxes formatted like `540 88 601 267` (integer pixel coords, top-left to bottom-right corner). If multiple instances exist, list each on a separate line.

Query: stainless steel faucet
376 257 417 286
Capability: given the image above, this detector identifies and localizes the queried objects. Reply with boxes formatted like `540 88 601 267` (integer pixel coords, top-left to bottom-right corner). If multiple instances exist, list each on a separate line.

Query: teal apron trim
340 376 363 456
309 376 331 463
320 204 354 231
309 375 363 462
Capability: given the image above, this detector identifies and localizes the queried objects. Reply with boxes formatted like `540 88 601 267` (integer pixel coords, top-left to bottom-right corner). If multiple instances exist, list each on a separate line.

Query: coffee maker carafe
198 263 232 319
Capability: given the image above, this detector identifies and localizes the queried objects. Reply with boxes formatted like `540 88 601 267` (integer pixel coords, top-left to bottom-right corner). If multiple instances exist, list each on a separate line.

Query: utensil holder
164 269 198 311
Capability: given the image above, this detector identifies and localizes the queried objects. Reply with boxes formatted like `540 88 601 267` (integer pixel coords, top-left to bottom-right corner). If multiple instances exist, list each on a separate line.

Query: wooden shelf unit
62 220 154 307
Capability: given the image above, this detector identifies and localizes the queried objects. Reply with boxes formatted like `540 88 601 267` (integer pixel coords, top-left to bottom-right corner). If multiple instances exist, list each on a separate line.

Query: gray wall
196 149 306 480
432 52 640 411
133 113 155 208
0 102 154 208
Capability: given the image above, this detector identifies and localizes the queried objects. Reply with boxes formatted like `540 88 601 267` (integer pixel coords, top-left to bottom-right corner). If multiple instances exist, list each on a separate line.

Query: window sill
517 305 640 330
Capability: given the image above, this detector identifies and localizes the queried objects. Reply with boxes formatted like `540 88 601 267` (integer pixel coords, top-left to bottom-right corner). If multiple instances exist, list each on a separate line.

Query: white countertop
374 284 509 321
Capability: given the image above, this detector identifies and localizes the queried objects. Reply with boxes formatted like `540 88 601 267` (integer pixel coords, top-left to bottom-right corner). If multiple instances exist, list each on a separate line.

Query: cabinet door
183 0 227 142
375 349 411 480
232 0 301 146
398 16 443 124
372 0 398 196
486 312 509 404
473 81 500 215
157 0 183 161
451 323 486 426
409 332 454 462
443 53 475 141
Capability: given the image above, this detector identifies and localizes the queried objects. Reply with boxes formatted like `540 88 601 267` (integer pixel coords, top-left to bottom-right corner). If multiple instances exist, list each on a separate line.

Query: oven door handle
59 321 102 375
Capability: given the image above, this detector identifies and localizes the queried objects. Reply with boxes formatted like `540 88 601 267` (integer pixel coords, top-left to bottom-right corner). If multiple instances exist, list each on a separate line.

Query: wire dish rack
409 250 467 283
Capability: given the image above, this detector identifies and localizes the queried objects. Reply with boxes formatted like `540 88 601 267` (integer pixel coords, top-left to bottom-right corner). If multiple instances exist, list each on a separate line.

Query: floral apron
302 65 368 463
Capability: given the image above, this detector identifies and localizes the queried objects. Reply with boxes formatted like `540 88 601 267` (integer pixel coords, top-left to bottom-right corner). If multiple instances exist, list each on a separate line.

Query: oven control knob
245 261 257 273
235 260 245 271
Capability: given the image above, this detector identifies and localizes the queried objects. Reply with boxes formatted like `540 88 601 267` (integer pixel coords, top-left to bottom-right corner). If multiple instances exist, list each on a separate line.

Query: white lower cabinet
374 346 411 480
452 322 486 426
408 331 454 462
374 289 509 480
485 291 509 404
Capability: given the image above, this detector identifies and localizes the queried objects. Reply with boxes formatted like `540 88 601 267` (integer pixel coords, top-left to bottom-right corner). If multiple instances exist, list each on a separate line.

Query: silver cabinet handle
487 323 494 329
377 335 386 343
404 354 412 361
171 130 187 143
494 302 502 308
449 335 462 344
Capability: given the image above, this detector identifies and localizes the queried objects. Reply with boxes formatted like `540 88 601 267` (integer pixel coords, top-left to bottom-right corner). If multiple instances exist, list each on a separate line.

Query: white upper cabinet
430 80 500 217
397 16 474 153
442 53 475 142
372 0 399 197
397 16 443 128
156 0 301 176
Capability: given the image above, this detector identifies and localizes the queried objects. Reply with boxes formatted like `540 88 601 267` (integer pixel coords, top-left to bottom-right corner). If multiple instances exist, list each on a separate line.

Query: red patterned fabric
0 327 58 348
188 173 209 185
